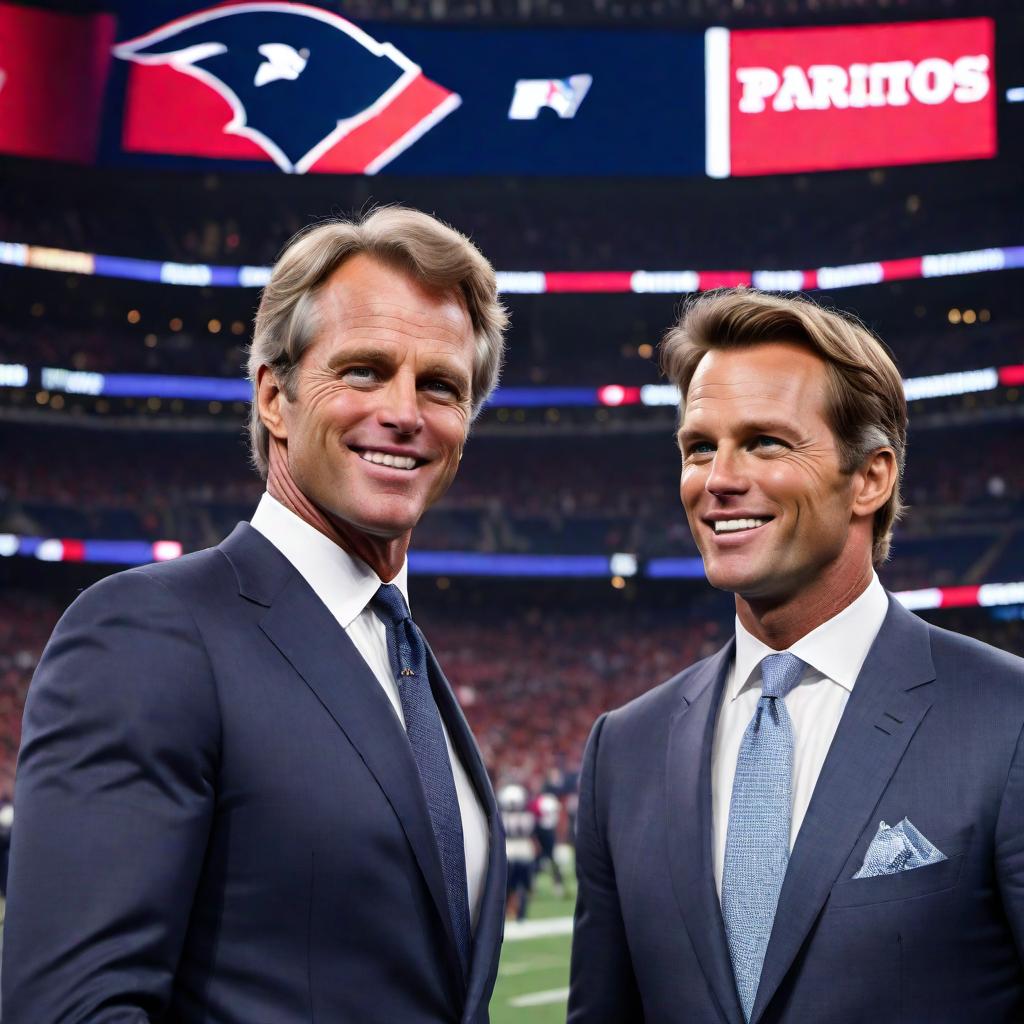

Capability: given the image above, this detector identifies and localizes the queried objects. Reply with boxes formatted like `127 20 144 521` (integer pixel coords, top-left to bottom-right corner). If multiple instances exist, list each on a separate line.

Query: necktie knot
371 584 421 679
371 583 411 629
759 652 805 701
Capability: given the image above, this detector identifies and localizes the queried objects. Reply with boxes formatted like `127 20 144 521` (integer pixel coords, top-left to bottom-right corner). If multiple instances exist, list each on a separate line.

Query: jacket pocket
828 825 973 908
829 853 964 907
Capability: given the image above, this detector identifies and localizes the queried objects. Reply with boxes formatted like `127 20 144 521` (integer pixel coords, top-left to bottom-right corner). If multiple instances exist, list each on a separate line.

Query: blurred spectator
532 792 567 899
498 783 536 921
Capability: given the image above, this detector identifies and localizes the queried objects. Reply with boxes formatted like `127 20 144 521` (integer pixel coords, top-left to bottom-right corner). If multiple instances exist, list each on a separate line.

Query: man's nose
377 372 423 435
705 447 749 495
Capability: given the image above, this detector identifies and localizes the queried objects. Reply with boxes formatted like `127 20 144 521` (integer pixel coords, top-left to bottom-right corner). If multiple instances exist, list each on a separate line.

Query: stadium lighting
597 385 626 406
8 362 1022 407
2 238 1022 294
609 553 639 578
3 528 1021 607
35 539 65 562
0 364 28 388
153 541 184 562
902 367 998 402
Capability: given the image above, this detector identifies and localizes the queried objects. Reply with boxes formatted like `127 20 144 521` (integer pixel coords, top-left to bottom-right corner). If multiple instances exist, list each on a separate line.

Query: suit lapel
424 647 507 1021
220 527 467 992
666 641 746 1024
750 599 936 1023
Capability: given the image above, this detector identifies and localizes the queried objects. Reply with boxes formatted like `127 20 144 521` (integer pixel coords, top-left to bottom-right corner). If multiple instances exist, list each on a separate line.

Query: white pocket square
853 817 947 879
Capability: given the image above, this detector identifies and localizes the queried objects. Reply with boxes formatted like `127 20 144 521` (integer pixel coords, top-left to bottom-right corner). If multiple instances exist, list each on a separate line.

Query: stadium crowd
1 590 1019 810
3 146 1018 274
3 425 1021 578
0 597 60 801
430 605 725 792
1 312 1019 384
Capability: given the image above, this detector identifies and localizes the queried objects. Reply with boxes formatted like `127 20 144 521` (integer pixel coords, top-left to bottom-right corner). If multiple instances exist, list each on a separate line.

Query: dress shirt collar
250 492 409 627
729 572 889 701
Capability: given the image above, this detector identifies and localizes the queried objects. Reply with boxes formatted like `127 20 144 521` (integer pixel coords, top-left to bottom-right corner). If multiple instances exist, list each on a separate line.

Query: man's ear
256 365 289 441
852 448 898 517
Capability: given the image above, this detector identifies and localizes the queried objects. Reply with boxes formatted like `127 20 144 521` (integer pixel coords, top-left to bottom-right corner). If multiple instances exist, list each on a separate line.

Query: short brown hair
661 289 907 565
247 206 508 477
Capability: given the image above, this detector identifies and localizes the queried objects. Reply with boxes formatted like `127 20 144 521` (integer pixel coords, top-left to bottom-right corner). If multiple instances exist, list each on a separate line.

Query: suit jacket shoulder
925 616 1024 688
124 522 288 608
50 537 235 637
600 641 730 746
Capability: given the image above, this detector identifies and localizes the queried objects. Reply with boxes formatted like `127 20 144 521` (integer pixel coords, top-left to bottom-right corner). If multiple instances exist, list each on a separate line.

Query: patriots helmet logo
113 2 461 174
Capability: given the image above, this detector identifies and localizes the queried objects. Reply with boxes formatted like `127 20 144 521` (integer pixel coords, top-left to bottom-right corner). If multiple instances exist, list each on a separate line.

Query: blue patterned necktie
721 652 805 1022
371 583 472 973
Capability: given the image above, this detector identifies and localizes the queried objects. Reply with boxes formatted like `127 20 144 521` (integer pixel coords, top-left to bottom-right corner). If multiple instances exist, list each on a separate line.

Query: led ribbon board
0 5 1004 176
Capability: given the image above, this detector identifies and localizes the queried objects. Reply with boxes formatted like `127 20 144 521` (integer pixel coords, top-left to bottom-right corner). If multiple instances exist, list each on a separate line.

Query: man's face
678 342 860 603
271 254 476 541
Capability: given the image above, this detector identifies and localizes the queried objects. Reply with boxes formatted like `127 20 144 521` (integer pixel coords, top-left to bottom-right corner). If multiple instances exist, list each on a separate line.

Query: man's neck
735 561 874 651
265 456 409 583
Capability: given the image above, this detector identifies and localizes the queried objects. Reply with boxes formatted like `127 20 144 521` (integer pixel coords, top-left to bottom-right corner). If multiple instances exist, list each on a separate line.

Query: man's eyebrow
737 417 799 436
419 360 471 384
678 418 799 441
677 426 709 443
325 346 394 368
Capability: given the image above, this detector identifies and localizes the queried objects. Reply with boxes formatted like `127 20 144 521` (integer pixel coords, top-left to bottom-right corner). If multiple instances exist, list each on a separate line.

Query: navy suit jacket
569 597 1024 1023
3 524 506 1023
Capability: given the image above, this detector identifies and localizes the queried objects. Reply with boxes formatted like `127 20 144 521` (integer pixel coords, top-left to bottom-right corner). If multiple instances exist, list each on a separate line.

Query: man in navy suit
4 207 509 1022
568 289 1024 1023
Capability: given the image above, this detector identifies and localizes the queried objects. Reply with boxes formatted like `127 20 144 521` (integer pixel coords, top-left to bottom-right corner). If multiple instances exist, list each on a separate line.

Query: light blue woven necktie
721 652 805 1022
371 583 472 975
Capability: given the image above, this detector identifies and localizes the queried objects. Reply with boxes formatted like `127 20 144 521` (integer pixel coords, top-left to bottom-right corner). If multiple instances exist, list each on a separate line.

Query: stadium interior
1 0 1022 1018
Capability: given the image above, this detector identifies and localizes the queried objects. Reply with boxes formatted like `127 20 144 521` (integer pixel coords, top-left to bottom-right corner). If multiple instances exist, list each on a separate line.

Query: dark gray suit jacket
4 523 506 1023
569 597 1024 1023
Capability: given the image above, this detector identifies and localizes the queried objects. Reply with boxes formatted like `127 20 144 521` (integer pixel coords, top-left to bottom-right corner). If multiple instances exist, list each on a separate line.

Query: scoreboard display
0 1 1003 177
707 19 996 176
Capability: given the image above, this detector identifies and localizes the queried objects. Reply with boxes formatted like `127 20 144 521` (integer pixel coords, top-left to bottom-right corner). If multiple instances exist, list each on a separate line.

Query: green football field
490 857 576 1024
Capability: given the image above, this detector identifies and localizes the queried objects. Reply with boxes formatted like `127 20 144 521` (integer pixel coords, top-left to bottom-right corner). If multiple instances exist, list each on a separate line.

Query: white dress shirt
251 493 489 927
711 574 889 896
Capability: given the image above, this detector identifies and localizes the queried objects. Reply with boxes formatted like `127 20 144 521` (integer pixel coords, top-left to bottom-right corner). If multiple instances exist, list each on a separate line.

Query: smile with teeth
356 448 420 471
712 518 771 534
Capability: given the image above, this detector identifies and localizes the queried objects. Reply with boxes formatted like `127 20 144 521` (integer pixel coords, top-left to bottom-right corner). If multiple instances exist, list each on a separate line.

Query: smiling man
4 208 509 1023
568 289 1024 1024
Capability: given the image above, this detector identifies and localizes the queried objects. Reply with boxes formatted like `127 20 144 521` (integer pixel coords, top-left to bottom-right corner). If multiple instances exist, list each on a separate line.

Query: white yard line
504 916 574 941
498 954 566 976
509 987 571 1008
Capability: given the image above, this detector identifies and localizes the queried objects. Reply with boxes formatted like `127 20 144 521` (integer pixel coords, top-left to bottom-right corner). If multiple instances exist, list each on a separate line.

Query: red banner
0 3 115 163
706 18 996 178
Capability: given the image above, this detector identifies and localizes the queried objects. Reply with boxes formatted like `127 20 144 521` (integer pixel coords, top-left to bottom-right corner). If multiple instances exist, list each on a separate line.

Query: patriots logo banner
114 2 461 174
0 2 710 176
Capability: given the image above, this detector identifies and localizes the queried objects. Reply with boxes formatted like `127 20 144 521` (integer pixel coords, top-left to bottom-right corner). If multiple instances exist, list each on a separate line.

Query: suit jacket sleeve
2 569 220 1023
996 718 1024 964
568 712 643 1023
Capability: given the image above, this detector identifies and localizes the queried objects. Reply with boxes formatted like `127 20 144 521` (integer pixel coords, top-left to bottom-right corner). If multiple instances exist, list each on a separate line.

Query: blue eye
423 379 462 399
343 367 377 383
755 435 783 449
688 441 714 455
